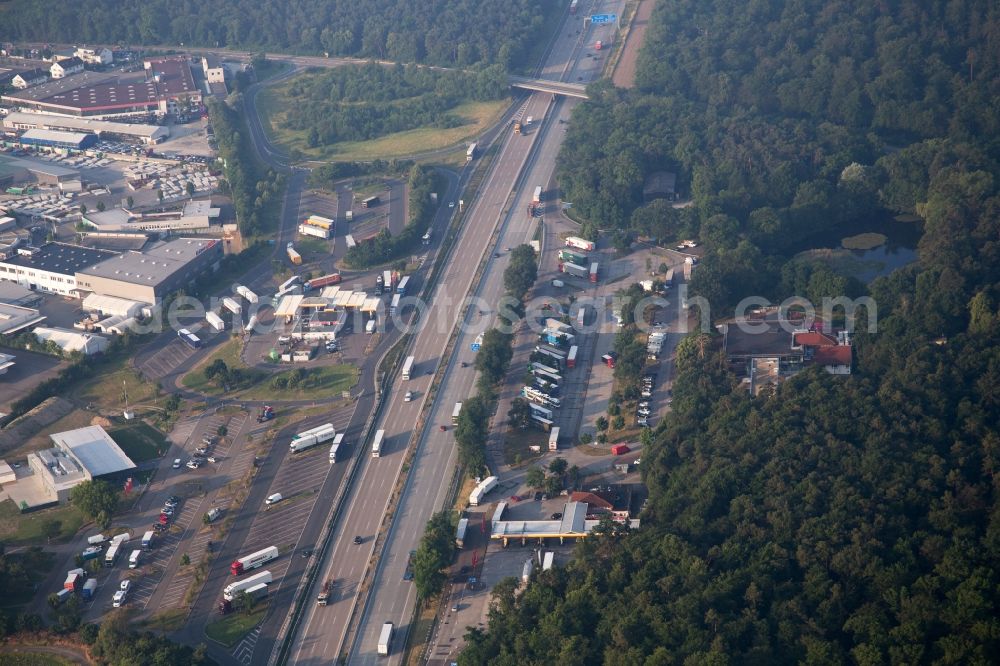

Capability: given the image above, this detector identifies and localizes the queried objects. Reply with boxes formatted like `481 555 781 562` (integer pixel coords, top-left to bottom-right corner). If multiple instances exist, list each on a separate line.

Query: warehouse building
81 200 219 233
0 154 80 188
202 55 225 83
3 112 169 144
33 326 110 355
26 425 135 504
1 58 199 119
77 237 222 303
0 243 117 296
0 302 46 335
18 128 98 151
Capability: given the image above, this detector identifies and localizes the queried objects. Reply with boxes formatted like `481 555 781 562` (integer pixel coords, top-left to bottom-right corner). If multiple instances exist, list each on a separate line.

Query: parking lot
0 347 66 414
213 405 357 607
138 325 224 380
79 409 252 619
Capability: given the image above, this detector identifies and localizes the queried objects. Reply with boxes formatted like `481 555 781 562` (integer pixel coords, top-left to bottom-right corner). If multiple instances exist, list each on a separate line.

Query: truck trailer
222 297 242 315
223 570 273 600
287 245 302 265
141 530 155 550
235 285 259 304
206 311 225 331
290 424 336 453
328 433 344 463
567 345 578 369
533 186 542 203
561 262 589 279
565 236 596 252
230 546 279 575
299 222 331 239
377 622 394 656
469 476 498 506
306 273 342 291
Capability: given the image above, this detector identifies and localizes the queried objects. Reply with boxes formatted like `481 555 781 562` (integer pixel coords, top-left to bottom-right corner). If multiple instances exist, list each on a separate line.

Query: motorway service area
0 2 671 665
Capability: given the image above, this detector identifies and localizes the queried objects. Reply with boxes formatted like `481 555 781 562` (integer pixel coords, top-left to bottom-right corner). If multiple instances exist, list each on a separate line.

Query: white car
266 493 283 505
172 459 181 468
120 579 131 592
112 590 127 607
448 201 455 208
404 391 413 402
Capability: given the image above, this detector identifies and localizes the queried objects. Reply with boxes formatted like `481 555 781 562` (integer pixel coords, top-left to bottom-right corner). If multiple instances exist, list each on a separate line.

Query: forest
282 62 508 146
0 0 559 70
462 0 1000 663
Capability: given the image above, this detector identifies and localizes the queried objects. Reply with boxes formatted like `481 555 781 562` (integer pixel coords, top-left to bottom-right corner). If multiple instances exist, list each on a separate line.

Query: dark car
551 512 563 520
534 491 543 501
353 536 363 545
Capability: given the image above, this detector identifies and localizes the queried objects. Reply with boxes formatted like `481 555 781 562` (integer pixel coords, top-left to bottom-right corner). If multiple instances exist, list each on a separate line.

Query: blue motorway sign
590 13 617 24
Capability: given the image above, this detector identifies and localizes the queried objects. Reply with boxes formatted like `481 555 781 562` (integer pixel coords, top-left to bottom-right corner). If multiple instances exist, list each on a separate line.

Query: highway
345 2 624 664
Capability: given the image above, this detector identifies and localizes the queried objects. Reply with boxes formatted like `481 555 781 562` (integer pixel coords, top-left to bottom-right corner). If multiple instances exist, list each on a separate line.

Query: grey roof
20 128 91 144
1 242 117 276
80 237 218 286
3 70 117 102
83 208 132 228
3 112 168 139
0 154 79 179
51 425 135 477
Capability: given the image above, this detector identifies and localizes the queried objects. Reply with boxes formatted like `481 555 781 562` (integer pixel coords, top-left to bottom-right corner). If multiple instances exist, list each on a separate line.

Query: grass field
256 77 508 161
76 366 159 414
205 606 266 647
181 338 358 400
0 548 56 608
0 500 84 546
240 364 359 400
109 422 167 462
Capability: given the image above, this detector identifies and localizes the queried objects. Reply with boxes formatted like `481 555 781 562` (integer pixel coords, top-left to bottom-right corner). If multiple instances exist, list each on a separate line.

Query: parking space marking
233 626 261 665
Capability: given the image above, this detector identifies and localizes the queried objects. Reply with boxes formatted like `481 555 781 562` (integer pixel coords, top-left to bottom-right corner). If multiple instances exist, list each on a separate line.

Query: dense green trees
412 511 456 600
208 98 285 238
462 1 1000 663
283 63 508 145
344 165 440 268
69 480 119 529
0 0 559 70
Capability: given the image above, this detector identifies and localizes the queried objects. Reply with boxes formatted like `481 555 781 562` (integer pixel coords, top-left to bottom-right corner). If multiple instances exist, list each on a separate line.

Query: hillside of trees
558 0 1000 311
0 0 559 69
462 1 1000 663
283 62 508 146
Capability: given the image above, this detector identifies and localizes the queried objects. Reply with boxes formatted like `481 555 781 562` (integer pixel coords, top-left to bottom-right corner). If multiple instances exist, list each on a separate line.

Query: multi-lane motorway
284 2 625 664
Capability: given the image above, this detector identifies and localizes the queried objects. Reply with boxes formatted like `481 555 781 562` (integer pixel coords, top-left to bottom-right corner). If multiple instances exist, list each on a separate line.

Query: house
50 57 84 79
570 484 643 523
201 55 225 83
75 47 114 65
11 68 49 89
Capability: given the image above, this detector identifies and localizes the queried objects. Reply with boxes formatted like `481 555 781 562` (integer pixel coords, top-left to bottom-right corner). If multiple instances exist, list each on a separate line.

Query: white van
365 319 376 334
266 493 283 505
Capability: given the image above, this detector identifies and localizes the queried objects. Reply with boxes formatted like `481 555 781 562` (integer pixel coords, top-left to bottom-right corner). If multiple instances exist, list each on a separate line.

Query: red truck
306 273 342 291
611 444 630 456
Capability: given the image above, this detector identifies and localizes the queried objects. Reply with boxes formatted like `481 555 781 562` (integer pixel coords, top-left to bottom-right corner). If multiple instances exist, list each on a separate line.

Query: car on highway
404 391 413 402
353 535 363 545
448 201 455 208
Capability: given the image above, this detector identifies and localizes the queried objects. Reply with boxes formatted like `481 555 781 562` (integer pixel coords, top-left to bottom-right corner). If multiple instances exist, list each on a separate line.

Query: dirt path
612 0 656 88
0 643 92 665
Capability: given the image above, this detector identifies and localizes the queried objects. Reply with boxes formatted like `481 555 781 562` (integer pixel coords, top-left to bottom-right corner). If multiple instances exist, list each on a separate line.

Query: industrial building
0 153 81 190
0 302 46 335
26 425 135 504
3 112 169 144
0 281 43 307
18 128 98 151
202 55 225 83
77 237 223 303
1 57 200 119
33 326 110 355
0 243 117 296
81 200 219 232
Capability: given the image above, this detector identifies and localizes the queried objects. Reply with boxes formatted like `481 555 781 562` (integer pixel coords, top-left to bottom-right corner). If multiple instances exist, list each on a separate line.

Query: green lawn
256 77 508 161
240 364 359 400
0 500 85 546
75 366 160 414
181 338 262 394
296 237 330 257
205 606 266 647
109 422 167 462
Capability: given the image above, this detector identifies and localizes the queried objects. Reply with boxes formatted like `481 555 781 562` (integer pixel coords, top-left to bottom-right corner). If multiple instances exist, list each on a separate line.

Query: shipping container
371 429 385 458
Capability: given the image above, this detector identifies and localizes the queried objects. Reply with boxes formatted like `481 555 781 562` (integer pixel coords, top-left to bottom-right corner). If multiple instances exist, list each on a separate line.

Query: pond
793 212 923 283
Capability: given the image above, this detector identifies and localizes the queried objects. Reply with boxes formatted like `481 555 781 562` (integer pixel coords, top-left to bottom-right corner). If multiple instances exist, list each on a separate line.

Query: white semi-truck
377 622 394 656
230 546 279 575
289 424 336 453
235 285 259 304
223 570 273 600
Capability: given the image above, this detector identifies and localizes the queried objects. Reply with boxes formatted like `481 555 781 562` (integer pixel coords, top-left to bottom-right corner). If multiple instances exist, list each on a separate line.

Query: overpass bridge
508 75 589 99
